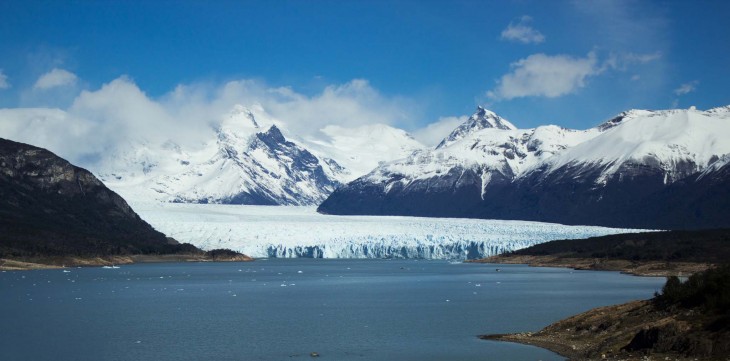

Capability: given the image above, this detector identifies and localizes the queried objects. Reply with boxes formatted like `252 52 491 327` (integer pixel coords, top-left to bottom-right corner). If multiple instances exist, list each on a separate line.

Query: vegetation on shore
0 247 253 271
479 228 730 360
476 228 730 276
0 138 252 270
483 265 730 360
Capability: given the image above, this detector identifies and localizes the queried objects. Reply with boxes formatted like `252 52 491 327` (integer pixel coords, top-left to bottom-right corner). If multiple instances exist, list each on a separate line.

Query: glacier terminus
131 202 646 260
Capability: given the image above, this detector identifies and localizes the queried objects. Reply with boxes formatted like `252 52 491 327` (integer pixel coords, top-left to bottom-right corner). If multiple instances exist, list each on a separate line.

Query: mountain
318 106 730 230
303 122 424 181
0 138 173 257
318 107 601 217
98 105 423 205
436 106 517 148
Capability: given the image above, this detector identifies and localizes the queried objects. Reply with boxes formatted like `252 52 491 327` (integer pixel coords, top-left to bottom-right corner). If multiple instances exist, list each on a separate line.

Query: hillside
482 264 730 360
318 106 730 230
478 229 730 276
0 138 249 266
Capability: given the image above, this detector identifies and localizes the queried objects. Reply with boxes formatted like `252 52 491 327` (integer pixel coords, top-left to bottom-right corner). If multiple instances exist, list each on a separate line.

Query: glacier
132 202 647 260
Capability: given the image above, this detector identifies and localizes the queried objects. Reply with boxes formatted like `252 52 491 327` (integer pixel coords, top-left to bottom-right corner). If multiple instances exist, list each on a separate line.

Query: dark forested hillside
506 229 730 264
0 138 179 257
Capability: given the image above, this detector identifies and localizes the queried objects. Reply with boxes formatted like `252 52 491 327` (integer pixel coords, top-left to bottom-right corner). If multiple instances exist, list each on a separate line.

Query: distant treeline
508 228 730 264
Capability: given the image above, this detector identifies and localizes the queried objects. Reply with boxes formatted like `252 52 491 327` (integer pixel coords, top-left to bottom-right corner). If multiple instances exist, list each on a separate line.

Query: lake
0 259 665 361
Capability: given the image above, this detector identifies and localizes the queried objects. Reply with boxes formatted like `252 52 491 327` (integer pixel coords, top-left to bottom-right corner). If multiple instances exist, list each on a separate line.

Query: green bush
655 264 730 313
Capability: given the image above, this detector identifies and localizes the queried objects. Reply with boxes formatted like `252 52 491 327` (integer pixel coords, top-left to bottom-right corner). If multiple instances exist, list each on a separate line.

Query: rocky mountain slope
318 106 730 230
0 138 173 257
98 105 423 205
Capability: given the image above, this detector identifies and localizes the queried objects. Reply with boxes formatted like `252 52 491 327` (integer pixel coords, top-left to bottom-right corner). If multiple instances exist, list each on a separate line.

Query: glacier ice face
131 202 646 260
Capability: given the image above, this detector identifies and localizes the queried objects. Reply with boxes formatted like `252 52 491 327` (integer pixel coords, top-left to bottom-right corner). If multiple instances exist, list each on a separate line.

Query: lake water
0 259 665 361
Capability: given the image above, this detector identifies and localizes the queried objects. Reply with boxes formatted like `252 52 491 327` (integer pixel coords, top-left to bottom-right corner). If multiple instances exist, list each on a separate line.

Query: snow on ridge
437 106 516 149
301 123 425 182
363 120 600 186
330 104 730 202
697 153 730 179
541 107 730 179
132 203 646 260
704 105 730 118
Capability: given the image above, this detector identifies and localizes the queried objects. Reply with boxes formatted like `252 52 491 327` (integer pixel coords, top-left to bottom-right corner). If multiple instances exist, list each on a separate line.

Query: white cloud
0 76 419 168
500 16 545 44
603 52 661 71
265 79 414 137
674 81 698 96
33 68 78 90
488 52 599 100
0 70 10 89
412 116 466 146
0 108 96 162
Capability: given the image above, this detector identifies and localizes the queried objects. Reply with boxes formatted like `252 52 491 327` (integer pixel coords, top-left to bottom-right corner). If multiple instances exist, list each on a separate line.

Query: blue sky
1 0 729 140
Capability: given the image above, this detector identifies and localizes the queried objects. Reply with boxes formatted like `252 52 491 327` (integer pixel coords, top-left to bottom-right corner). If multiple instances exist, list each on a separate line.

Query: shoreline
469 254 713 277
479 300 694 361
0 253 253 271
474 257 724 360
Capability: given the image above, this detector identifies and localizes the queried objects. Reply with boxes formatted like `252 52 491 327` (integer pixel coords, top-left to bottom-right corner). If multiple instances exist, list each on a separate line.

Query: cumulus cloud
412 115 467 146
0 76 421 168
488 52 599 100
265 79 414 137
0 108 97 162
33 68 78 90
0 70 10 89
674 81 698 96
500 16 545 44
159 78 415 140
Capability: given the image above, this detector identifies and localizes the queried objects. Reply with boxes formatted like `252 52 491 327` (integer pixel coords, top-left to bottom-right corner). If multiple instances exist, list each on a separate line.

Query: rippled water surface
1 259 664 361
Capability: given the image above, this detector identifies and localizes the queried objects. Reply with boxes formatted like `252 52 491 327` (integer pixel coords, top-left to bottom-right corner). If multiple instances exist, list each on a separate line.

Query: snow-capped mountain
318 106 730 230
97 104 424 205
436 106 517 148
538 107 730 184
99 106 344 205
303 123 424 181
318 106 601 216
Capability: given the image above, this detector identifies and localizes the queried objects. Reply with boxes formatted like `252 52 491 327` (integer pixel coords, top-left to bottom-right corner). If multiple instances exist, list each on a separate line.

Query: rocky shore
475 230 730 360
482 300 678 360
0 252 253 271
471 255 712 277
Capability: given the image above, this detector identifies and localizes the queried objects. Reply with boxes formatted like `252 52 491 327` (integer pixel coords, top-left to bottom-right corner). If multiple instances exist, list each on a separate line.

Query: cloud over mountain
0 76 425 170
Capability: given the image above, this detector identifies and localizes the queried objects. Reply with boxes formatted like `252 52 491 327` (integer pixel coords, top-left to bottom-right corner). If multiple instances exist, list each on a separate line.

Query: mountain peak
436 107 516 149
596 109 654 131
222 105 260 131
256 124 286 145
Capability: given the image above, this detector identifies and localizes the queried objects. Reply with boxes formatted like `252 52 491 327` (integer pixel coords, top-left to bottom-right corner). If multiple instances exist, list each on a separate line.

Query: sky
1 0 729 162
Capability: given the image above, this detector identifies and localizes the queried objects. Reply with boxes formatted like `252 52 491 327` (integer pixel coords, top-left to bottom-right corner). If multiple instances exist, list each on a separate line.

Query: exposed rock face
318 106 730 230
0 138 170 257
94 104 423 206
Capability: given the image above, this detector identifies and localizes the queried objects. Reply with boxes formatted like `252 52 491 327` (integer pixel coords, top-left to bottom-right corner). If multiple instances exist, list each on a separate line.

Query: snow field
132 203 646 259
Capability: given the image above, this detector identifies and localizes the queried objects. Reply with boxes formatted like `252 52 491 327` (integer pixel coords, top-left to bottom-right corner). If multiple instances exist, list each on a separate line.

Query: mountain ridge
96 104 422 205
0 137 171 257
318 105 730 230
